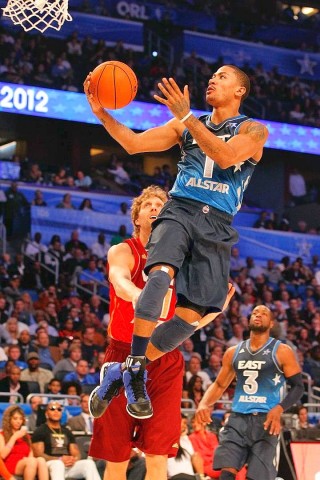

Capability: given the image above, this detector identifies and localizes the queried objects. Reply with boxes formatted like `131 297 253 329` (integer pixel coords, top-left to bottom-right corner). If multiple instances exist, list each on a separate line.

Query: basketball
89 61 138 110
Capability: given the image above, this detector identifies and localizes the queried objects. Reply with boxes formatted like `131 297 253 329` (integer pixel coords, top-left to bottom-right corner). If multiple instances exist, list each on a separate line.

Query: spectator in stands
26 396 43 432
180 338 196 363
53 344 82 380
167 414 205 479
20 351 53 393
13 298 34 327
89 295 107 322
0 365 30 402
25 232 48 260
18 329 36 362
32 401 100 480
295 405 314 430
230 247 245 277
79 259 105 294
110 224 130 246
56 193 76 209
0 457 16 480
61 381 82 405
0 405 49 480
80 326 101 366
304 345 320 387
189 415 221 479
67 393 93 434
226 324 244 347
59 317 80 342
0 294 9 324
52 168 68 187
75 171 92 189
1 317 26 345
4 345 27 370
44 240 65 285
3 275 23 306
184 375 205 409
65 231 88 255
31 189 47 207
4 182 29 238
185 354 212 391
36 331 61 370
203 354 222 382
63 359 96 386
79 198 94 210
107 159 131 186
25 163 43 184
90 233 110 260
289 168 307 206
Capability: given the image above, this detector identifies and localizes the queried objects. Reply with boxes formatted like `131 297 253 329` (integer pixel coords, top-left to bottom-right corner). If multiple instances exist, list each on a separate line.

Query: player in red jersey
89 185 235 480
89 186 183 480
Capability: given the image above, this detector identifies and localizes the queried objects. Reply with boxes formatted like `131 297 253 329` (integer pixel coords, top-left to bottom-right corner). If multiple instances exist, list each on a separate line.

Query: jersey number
204 156 214 178
243 370 258 394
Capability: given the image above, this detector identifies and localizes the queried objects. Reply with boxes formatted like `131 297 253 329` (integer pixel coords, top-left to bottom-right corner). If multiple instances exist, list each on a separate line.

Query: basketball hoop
2 0 72 33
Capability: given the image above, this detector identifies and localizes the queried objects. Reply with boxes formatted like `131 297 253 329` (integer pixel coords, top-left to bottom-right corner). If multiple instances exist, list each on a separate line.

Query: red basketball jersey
107 237 176 343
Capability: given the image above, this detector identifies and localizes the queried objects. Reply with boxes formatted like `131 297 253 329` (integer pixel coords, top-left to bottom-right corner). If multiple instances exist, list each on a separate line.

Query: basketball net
2 0 72 33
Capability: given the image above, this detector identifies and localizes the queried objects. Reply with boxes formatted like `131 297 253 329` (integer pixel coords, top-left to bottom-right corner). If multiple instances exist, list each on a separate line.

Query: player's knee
150 314 197 353
135 269 171 322
220 470 236 480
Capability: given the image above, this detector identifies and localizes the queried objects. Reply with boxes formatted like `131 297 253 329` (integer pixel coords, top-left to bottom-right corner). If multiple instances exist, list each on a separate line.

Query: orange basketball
89 61 138 109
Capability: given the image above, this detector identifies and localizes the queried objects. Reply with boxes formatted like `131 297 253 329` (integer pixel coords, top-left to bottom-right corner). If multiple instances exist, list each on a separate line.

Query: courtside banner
0 82 319 155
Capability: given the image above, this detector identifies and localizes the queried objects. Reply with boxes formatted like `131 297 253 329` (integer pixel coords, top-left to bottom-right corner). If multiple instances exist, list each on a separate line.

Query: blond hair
131 185 167 237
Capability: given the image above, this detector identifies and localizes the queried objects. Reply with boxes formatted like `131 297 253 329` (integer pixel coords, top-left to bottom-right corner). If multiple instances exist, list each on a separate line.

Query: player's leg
145 454 167 480
102 462 132 480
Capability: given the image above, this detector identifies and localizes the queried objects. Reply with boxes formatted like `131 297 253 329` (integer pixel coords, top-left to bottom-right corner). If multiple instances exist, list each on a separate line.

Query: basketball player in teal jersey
196 305 304 480
84 65 269 420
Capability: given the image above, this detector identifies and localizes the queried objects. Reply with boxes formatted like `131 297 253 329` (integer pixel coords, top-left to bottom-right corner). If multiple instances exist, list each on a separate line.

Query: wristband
180 111 193 123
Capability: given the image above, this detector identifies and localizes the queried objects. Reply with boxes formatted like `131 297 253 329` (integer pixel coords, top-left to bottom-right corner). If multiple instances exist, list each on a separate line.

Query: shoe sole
89 386 109 418
125 404 153 419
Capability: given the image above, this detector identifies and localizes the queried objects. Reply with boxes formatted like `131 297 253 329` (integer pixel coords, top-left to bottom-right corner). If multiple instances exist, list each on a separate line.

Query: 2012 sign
0 85 49 113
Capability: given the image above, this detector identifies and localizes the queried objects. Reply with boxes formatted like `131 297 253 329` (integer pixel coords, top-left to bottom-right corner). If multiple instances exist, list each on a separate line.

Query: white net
2 0 72 33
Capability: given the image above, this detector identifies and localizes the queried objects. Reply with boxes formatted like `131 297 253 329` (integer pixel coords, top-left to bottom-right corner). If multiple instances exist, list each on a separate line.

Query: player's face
206 66 240 106
249 305 272 332
136 196 165 233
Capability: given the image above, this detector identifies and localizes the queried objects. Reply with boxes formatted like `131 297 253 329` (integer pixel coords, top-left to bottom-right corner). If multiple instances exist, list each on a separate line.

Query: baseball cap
27 352 39 361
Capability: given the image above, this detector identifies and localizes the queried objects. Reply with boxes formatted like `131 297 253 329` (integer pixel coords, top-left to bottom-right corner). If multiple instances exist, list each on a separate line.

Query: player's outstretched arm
196 347 236 424
83 74 182 154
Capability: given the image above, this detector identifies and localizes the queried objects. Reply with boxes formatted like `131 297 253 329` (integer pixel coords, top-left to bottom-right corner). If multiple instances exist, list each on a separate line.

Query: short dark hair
225 65 251 103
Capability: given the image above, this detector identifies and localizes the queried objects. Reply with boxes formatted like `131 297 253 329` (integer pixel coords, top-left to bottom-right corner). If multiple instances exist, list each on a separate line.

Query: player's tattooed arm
242 121 268 143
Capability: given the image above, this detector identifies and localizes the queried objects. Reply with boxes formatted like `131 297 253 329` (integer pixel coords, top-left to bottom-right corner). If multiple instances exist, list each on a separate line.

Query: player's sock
131 334 150 357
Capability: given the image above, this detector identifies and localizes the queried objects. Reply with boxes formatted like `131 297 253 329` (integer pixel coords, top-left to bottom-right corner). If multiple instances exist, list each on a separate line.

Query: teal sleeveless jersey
170 114 258 215
231 338 286 414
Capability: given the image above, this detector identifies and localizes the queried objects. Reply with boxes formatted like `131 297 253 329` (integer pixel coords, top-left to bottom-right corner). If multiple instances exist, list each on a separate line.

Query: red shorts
89 339 184 462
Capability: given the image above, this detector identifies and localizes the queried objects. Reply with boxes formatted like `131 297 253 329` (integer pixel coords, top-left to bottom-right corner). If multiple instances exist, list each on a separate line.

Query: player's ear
135 219 140 226
236 86 246 99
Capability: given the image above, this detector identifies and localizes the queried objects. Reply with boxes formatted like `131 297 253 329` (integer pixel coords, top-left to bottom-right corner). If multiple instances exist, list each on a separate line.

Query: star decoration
263 349 271 355
273 374 281 386
296 240 312 258
234 162 244 173
297 55 317 75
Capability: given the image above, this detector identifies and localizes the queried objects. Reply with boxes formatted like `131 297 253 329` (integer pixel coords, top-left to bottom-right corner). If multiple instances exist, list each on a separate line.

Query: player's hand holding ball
84 61 138 113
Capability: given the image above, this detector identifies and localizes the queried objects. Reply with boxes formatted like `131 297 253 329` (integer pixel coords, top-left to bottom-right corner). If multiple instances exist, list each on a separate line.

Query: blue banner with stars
184 31 320 80
0 81 319 155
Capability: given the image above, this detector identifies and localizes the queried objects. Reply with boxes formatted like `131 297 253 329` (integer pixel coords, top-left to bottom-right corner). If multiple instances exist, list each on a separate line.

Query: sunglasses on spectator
48 406 62 412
